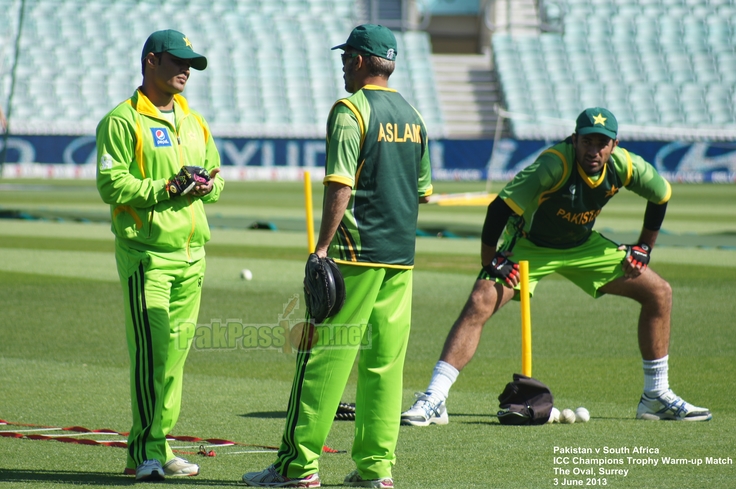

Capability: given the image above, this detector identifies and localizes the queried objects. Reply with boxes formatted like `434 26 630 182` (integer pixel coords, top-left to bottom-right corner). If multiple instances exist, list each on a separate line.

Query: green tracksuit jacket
96 88 223 262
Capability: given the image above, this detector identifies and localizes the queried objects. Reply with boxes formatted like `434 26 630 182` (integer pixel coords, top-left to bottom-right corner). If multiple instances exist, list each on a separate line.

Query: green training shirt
324 85 433 268
498 137 671 249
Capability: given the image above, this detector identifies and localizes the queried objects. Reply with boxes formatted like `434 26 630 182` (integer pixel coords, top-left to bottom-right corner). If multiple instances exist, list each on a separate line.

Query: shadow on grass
0 469 242 485
451 413 494 417
238 411 286 419
452 413 634 425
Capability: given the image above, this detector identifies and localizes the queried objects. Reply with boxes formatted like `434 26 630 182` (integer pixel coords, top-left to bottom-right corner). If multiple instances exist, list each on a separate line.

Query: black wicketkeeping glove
483 252 520 285
167 166 210 197
623 243 651 269
303 253 346 324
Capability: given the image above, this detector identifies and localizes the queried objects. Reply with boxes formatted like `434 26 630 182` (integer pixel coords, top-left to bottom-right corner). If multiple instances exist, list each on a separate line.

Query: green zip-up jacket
96 89 224 262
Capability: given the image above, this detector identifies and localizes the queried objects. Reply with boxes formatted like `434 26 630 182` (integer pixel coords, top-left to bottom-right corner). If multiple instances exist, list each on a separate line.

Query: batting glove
623 243 651 269
483 252 520 285
167 166 210 197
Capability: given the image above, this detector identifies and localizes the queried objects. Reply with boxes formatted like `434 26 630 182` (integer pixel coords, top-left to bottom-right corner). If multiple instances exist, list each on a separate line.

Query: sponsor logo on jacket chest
150 127 172 147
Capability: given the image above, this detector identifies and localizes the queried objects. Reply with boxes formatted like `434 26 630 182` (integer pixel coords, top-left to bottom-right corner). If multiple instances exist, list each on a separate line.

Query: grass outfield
0 180 734 488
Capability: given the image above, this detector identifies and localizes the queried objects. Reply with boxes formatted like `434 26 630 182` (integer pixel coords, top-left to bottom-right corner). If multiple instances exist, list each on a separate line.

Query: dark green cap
331 24 398 61
575 107 617 139
141 29 207 70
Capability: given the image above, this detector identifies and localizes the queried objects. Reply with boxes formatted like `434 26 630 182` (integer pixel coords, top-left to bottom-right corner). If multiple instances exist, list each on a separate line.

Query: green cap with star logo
331 24 398 61
575 107 617 140
141 29 207 70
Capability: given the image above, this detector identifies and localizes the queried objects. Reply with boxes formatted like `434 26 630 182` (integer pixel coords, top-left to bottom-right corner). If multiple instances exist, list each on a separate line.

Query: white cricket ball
575 407 590 423
548 407 560 424
240 269 253 281
559 408 576 424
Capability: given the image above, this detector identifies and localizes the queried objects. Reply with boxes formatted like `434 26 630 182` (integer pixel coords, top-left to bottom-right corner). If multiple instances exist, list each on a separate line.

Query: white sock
426 361 459 401
643 355 669 396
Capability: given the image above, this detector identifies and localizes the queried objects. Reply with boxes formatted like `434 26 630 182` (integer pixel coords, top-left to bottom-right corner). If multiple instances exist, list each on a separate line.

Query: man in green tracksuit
96 30 224 481
243 24 432 488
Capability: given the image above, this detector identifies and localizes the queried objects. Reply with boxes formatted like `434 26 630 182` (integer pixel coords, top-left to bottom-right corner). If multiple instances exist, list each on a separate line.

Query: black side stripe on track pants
128 264 157 465
276 322 315 473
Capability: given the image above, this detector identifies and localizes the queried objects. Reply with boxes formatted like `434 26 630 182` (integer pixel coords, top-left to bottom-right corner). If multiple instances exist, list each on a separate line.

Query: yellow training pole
520 260 532 377
304 171 315 253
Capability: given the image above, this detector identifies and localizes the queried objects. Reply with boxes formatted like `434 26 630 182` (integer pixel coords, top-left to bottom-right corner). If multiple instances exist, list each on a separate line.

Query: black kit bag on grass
497 373 554 425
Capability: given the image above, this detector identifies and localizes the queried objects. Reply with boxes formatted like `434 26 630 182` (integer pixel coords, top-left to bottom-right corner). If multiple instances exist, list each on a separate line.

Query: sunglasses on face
341 51 363 64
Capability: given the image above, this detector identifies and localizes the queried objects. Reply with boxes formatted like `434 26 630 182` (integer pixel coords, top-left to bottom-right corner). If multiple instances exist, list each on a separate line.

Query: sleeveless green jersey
498 138 671 249
323 85 433 268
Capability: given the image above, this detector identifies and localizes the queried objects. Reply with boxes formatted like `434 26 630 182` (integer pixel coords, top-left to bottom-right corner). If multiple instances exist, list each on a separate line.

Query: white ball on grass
240 269 253 281
559 408 576 424
548 407 560 423
575 407 590 423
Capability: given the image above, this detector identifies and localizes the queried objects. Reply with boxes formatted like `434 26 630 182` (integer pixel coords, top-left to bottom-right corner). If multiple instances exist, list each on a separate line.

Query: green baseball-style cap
141 29 207 70
575 107 618 139
331 24 398 61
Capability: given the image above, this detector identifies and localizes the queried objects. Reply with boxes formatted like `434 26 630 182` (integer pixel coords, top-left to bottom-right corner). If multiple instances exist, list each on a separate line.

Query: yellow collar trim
134 89 191 119
362 84 396 92
577 161 608 188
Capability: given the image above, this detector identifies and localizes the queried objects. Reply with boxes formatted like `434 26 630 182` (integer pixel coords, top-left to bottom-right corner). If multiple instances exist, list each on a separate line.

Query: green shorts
478 231 626 298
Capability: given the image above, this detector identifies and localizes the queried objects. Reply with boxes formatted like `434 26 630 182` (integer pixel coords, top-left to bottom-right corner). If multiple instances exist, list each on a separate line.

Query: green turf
0 181 734 488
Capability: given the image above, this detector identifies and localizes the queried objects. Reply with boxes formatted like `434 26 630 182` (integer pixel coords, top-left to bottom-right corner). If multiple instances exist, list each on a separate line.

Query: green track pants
274 265 413 480
115 242 205 469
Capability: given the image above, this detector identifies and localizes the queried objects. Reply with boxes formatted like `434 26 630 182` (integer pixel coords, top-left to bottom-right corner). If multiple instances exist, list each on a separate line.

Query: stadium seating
0 0 444 138
495 0 736 139
5 0 733 141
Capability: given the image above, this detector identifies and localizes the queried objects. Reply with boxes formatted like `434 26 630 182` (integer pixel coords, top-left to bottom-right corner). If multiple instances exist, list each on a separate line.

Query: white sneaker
400 392 449 426
135 459 164 481
343 469 394 488
242 464 320 487
163 456 199 476
637 389 712 421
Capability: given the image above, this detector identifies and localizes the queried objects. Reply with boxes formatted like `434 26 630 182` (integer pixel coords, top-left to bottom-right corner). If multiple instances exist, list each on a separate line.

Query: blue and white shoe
400 392 449 426
242 465 320 487
636 389 712 421
135 459 164 481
